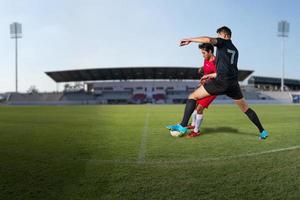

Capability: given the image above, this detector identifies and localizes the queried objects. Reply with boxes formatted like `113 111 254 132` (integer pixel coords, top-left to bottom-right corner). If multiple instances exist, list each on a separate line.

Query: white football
170 130 184 137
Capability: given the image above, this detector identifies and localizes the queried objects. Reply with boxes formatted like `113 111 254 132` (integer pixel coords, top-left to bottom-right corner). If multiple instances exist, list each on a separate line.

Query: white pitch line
161 145 300 164
137 111 150 164
87 145 300 165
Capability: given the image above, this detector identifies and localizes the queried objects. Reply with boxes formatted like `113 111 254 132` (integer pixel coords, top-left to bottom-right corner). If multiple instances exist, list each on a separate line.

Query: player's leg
166 78 224 133
180 86 210 127
166 85 211 133
188 85 211 100
234 97 268 139
186 95 217 138
192 95 217 135
185 104 203 138
234 98 264 131
190 109 197 127
194 104 204 132
188 104 198 129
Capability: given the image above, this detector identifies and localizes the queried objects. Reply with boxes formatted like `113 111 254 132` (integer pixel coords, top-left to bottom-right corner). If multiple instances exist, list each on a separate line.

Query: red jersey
196 57 217 108
203 57 217 75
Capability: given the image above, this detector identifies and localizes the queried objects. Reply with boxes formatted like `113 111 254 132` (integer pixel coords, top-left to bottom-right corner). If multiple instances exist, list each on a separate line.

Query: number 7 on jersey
227 49 236 64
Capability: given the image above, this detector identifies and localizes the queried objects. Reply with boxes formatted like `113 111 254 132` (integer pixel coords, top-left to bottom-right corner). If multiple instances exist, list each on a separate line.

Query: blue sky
0 0 299 92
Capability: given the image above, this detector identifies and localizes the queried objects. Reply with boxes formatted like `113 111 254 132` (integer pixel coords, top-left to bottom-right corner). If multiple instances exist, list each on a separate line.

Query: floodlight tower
277 20 289 91
10 22 22 93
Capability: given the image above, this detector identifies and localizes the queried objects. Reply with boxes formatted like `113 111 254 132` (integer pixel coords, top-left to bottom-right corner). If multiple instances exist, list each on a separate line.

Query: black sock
180 99 196 127
245 108 264 133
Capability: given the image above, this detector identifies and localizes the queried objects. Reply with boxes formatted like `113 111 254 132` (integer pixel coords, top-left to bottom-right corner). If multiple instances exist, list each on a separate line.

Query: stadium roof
45 67 253 83
248 76 300 86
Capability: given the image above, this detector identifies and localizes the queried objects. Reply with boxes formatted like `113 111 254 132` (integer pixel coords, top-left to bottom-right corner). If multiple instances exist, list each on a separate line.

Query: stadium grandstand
248 76 300 91
3 67 300 105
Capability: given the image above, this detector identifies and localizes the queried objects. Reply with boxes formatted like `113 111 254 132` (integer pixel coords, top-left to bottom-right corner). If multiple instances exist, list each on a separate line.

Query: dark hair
216 26 232 37
198 43 214 54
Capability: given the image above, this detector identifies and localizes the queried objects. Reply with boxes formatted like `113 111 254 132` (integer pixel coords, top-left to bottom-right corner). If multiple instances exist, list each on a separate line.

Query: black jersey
214 38 239 80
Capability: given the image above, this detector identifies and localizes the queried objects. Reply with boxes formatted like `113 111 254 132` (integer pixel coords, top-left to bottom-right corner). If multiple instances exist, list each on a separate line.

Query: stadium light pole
10 22 22 93
277 20 289 91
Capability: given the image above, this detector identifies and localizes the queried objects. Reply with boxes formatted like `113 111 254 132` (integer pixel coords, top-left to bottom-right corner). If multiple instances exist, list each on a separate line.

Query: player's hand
200 79 206 86
199 77 209 86
200 75 209 82
201 73 216 81
198 67 204 74
180 39 191 46
199 76 208 86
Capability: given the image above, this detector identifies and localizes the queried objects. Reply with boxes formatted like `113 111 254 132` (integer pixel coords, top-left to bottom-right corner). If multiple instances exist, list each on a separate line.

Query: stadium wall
4 80 300 105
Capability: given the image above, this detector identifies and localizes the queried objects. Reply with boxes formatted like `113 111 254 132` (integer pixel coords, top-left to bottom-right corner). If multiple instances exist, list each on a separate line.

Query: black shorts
203 77 243 100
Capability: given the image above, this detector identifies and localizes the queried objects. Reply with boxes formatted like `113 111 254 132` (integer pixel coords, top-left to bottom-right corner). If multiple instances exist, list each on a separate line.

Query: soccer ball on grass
170 130 185 137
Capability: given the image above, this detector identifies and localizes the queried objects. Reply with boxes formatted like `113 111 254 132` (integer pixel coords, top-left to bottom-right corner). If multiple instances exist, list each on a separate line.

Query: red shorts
197 95 217 108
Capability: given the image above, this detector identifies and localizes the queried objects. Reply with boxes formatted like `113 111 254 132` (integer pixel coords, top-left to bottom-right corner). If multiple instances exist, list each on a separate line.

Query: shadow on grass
201 126 256 136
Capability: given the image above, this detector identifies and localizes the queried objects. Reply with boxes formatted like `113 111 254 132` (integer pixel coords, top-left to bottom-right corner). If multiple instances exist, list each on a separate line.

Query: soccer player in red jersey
186 43 217 138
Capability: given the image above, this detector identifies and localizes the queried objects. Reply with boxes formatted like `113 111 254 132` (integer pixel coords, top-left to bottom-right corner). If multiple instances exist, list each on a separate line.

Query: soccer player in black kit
167 26 269 140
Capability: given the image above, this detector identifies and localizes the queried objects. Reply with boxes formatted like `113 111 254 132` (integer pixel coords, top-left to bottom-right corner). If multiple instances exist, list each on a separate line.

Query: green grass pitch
0 104 299 199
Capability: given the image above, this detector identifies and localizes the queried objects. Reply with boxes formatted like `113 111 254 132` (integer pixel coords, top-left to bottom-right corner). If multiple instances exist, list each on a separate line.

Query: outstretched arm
180 37 218 46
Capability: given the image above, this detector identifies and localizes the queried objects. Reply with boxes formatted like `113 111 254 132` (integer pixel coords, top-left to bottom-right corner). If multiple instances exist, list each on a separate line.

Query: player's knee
241 104 249 113
196 105 204 114
235 99 249 113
